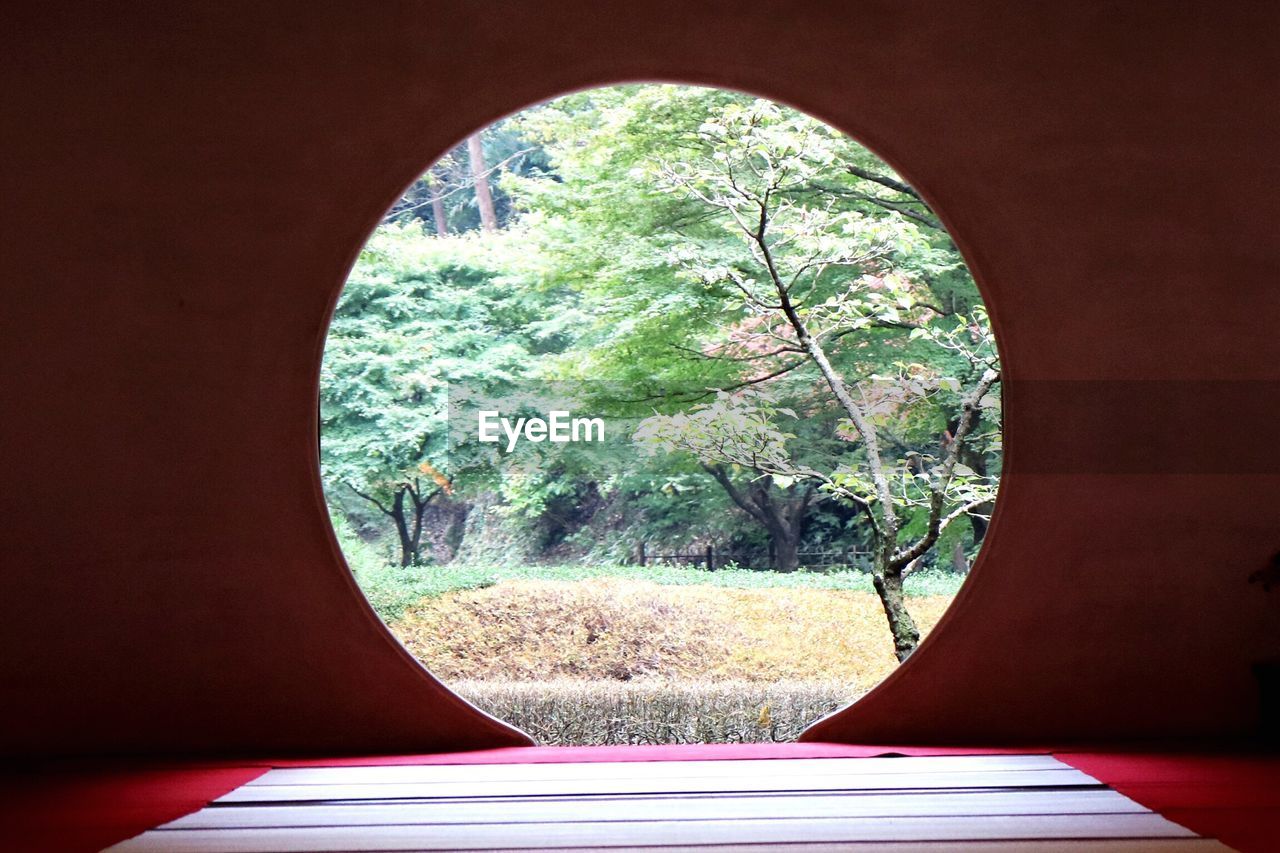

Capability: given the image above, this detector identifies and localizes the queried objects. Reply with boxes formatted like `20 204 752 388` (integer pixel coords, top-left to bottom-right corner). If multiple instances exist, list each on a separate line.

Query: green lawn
341 527 966 621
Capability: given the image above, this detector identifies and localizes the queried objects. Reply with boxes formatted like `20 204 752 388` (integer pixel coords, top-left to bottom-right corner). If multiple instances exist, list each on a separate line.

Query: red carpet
1059 751 1280 852
0 764 267 853
6 745 1276 851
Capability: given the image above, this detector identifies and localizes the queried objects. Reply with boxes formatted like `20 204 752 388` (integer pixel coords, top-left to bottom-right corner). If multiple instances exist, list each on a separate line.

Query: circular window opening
321 84 1002 745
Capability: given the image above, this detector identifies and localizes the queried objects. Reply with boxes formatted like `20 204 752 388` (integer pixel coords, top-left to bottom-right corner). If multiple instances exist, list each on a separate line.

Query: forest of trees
320 85 1001 660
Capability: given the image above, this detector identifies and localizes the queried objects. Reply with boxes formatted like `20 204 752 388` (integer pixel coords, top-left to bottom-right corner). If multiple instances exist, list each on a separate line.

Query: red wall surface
1 1 1278 756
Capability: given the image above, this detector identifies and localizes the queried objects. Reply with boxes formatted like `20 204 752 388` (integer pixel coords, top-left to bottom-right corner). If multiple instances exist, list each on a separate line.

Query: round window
321 84 1001 745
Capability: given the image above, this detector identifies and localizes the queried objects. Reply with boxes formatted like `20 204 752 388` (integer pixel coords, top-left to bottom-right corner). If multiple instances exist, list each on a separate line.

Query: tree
382 126 546 235
427 167 449 236
507 87 999 610
468 133 498 232
633 392 820 572
634 98 1001 660
320 224 546 565
503 87 837 565
347 476 443 568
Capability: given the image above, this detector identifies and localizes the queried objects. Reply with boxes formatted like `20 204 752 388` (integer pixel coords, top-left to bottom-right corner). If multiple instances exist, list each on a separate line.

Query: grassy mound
391 578 952 687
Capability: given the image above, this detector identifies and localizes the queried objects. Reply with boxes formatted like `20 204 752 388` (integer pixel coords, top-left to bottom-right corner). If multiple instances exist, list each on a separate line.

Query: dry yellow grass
391 578 953 692
449 679 856 745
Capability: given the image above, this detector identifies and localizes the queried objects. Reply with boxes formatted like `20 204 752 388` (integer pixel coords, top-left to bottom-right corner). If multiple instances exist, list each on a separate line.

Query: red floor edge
4 742 1276 852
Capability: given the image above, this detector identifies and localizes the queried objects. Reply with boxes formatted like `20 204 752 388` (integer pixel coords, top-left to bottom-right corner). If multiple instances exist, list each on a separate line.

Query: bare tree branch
702 462 768 526
382 146 536 224
668 342 804 363
845 166 924 201
888 367 1001 569
346 481 394 518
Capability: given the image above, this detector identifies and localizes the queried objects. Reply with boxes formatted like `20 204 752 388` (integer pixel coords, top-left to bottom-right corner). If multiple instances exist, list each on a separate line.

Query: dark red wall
2 1 1277 756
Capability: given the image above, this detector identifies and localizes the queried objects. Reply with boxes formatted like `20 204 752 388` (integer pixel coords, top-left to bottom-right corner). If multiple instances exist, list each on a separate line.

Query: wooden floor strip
165 789 1148 830
247 756 1065 787
218 769 1098 803
109 813 1197 852
110 755 1221 852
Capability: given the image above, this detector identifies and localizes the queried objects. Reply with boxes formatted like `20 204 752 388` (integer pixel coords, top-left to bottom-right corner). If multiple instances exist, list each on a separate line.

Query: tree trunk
346 481 435 567
702 464 811 574
768 492 807 572
389 490 416 567
408 502 426 565
872 568 920 662
467 134 498 232
952 417 992 545
430 193 448 236
771 529 800 573
952 540 968 574
427 167 449 236
387 487 435 567
969 501 993 543
400 483 436 567
440 498 469 559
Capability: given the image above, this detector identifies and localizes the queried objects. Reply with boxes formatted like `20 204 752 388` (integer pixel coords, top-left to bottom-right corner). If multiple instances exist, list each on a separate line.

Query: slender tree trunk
440 498 470 560
407 486 431 565
757 219 921 648
427 167 449 236
467 134 498 232
722 177 996 664
388 488 430 567
389 490 416 567
872 567 920 662
953 418 992 545
430 193 448 236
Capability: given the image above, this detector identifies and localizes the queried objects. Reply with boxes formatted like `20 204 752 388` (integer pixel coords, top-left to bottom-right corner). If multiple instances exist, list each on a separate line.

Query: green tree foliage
612 96 1000 658
504 89 1000 647
321 84 1002 660
320 225 560 565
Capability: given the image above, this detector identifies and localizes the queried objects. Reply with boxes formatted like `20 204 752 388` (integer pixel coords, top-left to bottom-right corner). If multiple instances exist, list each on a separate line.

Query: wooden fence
635 542 873 572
